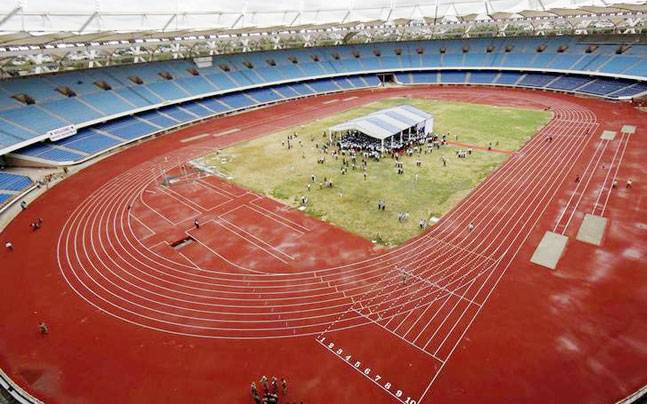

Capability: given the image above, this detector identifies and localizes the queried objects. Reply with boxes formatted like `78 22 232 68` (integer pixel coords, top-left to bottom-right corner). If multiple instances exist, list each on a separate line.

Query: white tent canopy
0 0 644 34
330 104 433 142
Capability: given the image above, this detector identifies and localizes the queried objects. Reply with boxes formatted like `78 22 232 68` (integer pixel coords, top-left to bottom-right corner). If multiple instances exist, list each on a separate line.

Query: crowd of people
335 128 432 155
250 376 288 403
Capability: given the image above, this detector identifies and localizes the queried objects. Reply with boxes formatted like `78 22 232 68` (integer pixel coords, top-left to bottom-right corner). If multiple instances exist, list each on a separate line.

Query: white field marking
147 240 167 249
350 308 446 365
248 196 311 233
177 249 203 270
138 187 175 226
386 265 486 337
428 260 502 355
194 178 238 199
315 337 419 404
78 94 588 294
561 140 609 234
376 108 595 395
343 96 359 101
239 203 307 235
162 180 228 213
128 212 156 237
156 185 203 218
553 138 606 233
212 128 241 137
185 233 266 275
79 211 329 332
86 175 486 326
216 217 295 262
406 262 491 342
180 133 211 143
403 269 482 308
592 133 625 215
322 99 339 104
424 236 496 263
601 131 631 216
321 280 448 364
55 91 596 338
417 115 600 404
64 96 588 318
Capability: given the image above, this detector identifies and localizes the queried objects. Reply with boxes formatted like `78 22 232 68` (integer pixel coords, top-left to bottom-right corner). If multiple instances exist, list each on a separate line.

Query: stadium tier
0 172 33 205
0 36 645 163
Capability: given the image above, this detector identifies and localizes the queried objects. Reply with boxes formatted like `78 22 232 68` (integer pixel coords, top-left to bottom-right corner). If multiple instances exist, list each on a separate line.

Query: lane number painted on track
317 335 417 404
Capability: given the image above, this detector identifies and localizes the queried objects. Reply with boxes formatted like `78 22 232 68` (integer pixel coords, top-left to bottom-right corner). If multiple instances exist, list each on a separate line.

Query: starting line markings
316 335 418 404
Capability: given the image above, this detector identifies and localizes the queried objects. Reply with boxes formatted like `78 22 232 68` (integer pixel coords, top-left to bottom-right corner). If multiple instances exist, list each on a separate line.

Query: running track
0 87 645 403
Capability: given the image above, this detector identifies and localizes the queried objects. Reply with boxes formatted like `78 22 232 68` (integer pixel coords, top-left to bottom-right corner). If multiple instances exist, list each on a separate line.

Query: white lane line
180 133 211 143
213 128 240 137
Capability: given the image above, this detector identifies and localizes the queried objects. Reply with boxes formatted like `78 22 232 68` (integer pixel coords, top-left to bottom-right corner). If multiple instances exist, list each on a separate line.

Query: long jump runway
1 87 645 403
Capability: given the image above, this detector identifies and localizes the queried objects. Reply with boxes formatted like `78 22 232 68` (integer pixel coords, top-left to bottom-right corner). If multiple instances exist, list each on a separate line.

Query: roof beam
289 11 301 27
231 13 244 29
162 14 177 31
0 6 22 28
78 11 99 33
536 0 546 12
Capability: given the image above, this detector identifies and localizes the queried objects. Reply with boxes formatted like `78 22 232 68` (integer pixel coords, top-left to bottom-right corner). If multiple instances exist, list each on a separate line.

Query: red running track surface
0 86 645 403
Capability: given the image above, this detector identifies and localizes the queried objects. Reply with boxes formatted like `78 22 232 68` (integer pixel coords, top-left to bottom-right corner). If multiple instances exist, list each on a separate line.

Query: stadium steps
244 93 261 105
302 82 318 93
0 115 41 137
111 90 140 109
198 73 224 91
606 82 641 97
270 88 288 99
619 58 646 75
177 106 202 119
92 128 128 142
134 115 165 130
571 79 596 92
543 75 563 88
37 104 81 126
51 143 90 156
195 100 219 114
157 110 186 124
76 96 110 117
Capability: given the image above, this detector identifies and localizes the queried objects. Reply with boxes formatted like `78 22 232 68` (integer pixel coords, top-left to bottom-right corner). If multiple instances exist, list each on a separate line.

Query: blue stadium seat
56 128 121 154
0 172 32 191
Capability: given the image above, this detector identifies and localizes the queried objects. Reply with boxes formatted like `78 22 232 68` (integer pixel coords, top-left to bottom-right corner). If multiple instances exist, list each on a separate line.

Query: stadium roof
0 0 645 40
330 105 432 141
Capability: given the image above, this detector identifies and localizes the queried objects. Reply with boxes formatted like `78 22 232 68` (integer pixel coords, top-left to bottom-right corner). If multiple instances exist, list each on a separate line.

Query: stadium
0 0 645 402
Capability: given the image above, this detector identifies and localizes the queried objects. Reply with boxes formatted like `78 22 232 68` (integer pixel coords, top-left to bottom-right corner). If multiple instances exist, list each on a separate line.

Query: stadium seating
1 35 645 161
0 172 32 193
9 76 380 164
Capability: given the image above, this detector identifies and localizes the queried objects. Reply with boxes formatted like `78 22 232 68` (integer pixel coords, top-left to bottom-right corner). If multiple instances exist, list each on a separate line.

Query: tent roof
330 105 432 141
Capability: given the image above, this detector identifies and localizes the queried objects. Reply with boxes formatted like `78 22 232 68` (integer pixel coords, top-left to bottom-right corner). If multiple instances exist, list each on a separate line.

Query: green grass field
196 97 551 245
